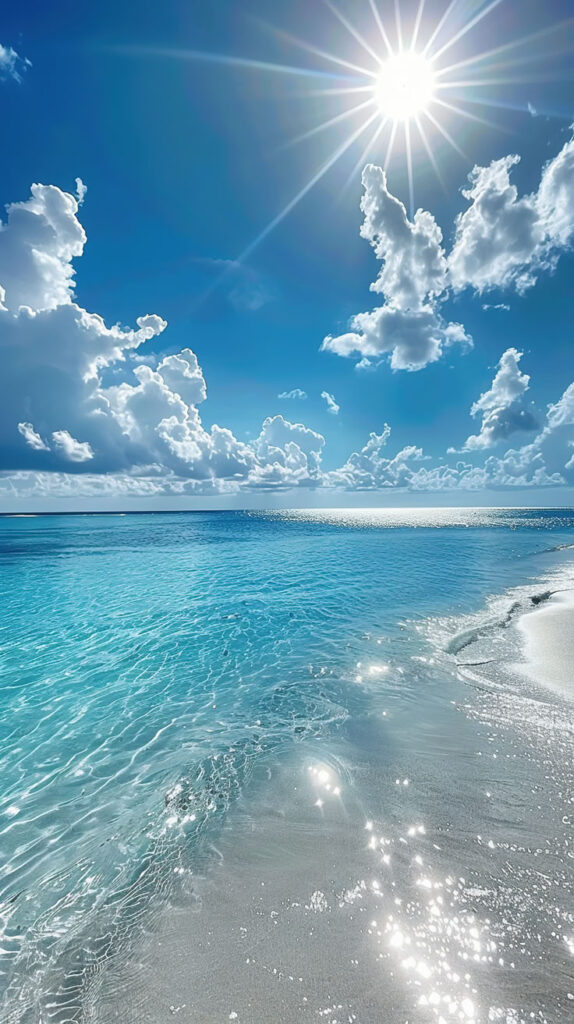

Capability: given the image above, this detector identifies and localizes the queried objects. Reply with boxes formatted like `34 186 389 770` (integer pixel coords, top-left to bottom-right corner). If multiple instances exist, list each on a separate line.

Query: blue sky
0 0 573 509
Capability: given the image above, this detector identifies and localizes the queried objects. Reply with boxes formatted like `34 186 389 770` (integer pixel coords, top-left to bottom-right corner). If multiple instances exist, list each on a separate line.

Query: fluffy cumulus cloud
0 181 324 492
0 183 87 311
322 383 574 494
420 377 574 492
325 425 427 490
545 382 574 432
0 43 30 83
460 348 539 450
17 422 49 452
322 164 471 371
449 137 574 294
320 362 574 495
51 431 94 462
154 349 207 407
249 415 325 488
323 135 574 375
1 176 572 504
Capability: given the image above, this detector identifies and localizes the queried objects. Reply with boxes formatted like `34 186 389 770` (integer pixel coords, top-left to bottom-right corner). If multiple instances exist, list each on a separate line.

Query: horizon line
1 505 573 518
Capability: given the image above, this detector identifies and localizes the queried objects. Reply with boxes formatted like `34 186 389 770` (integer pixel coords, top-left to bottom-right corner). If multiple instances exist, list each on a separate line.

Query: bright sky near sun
0 0 573 510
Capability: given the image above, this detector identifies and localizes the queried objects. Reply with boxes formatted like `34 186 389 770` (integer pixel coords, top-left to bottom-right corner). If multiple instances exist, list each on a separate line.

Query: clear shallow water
0 509 573 1023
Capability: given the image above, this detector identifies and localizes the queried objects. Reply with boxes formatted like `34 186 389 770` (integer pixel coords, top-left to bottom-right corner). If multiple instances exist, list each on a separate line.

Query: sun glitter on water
374 51 436 121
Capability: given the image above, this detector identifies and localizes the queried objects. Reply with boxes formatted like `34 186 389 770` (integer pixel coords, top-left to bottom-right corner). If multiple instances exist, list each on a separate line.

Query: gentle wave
425 565 574 668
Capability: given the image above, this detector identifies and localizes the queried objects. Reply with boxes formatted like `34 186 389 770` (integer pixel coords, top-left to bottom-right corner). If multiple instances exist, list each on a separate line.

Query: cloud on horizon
459 348 539 451
0 182 324 489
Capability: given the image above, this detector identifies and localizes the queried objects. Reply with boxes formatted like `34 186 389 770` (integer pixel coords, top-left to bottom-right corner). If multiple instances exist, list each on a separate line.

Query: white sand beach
517 589 574 696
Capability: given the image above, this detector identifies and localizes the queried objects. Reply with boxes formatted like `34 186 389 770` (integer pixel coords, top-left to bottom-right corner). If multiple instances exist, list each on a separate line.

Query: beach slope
518 589 574 696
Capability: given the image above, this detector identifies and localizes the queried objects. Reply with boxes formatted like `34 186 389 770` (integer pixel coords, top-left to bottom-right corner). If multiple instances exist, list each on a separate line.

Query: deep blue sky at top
1 0 572 470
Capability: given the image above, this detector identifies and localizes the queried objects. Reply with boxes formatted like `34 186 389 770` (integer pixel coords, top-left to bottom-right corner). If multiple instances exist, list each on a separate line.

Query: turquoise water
0 509 573 1022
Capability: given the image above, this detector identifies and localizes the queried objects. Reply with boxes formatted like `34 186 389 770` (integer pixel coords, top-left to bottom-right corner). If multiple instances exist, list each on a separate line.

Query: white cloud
0 181 325 490
325 425 426 490
536 138 574 248
52 430 94 462
360 165 447 306
254 416 324 460
324 306 470 372
0 469 248 503
102 362 256 480
1 299 168 473
17 422 49 452
1 175 572 503
75 178 88 205
441 378 574 490
17 421 94 463
321 390 340 415
461 348 538 450
545 381 574 431
278 388 307 400
322 164 471 371
322 369 574 495
449 137 574 294
156 349 207 407
408 449 563 491
0 183 88 312
252 415 325 488
0 43 30 83
323 136 574 378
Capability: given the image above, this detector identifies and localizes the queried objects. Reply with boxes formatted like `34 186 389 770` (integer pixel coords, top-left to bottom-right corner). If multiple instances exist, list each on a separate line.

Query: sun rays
115 1 573 274
266 0 572 211
374 51 437 120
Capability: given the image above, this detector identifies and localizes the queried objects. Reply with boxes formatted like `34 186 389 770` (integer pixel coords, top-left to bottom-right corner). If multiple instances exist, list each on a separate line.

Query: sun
151 0 571 266
374 51 436 122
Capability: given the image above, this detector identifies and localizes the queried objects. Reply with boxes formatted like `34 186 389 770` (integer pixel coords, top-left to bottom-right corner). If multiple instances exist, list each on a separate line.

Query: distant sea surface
0 509 573 1023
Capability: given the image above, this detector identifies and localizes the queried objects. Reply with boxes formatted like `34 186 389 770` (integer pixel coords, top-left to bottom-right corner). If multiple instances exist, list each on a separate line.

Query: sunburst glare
120 1 574 265
374 51 437 121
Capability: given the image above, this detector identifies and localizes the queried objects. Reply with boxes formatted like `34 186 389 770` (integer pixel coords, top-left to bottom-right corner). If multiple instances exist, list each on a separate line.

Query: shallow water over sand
0 509 573 1022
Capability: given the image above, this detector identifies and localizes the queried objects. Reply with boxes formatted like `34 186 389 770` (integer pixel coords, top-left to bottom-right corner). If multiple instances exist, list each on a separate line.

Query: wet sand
92 655 574 1024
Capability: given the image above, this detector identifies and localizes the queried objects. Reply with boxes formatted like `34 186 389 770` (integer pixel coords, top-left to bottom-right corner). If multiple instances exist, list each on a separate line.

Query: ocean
0 508 573 1023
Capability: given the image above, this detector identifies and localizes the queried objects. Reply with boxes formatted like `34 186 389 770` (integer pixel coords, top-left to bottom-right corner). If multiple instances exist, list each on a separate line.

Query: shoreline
3 515 574 1023
516 588 574 697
